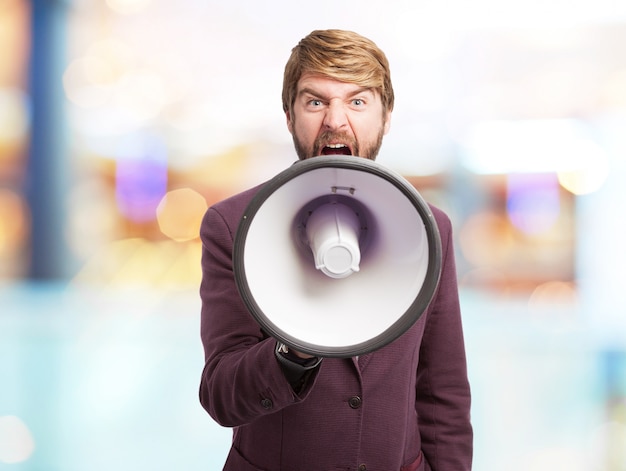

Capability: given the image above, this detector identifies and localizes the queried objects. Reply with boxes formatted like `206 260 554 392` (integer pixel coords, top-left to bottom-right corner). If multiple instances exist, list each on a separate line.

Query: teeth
327 144 347 148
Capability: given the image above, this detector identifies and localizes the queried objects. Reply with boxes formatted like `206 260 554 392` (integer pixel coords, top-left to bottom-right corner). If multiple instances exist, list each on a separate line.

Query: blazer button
260 398 273 410
358 464 367 471
348 395 362 409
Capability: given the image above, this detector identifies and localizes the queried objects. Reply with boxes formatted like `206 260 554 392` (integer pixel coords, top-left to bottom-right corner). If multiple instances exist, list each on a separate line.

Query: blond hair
282 30 394 114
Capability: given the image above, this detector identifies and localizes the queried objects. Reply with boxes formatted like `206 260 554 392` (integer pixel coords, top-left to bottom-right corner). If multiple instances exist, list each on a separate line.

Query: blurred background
1 0 626 469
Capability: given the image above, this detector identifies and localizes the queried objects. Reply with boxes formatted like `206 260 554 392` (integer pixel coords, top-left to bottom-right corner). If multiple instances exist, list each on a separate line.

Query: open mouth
320 143 352 156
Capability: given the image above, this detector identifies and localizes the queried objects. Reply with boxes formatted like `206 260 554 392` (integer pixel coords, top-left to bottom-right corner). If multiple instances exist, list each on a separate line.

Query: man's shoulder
211 183 265 215
427 202 451 226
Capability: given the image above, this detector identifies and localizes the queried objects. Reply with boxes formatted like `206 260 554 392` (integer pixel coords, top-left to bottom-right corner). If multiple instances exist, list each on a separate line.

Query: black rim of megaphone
233 155 443 358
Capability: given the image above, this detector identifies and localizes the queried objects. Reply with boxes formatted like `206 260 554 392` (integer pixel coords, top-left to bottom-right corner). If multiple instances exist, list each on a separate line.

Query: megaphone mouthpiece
306 202 362 279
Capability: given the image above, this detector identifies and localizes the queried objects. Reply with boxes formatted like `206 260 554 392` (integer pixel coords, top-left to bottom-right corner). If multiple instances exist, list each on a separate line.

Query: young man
199 29 473 470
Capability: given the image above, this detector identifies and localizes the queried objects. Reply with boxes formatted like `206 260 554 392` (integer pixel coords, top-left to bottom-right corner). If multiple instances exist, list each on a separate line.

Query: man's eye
352 99 364 106
309 99 323 107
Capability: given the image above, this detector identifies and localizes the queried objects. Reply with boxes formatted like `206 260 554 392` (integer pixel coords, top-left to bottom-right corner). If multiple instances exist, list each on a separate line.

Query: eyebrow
297 86 375 101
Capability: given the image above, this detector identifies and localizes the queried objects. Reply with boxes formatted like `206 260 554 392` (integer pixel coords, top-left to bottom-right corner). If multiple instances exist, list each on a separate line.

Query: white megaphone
233 155 442 358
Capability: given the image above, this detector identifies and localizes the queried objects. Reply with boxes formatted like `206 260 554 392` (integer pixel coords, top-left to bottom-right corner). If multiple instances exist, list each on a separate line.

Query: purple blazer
199 183 473 471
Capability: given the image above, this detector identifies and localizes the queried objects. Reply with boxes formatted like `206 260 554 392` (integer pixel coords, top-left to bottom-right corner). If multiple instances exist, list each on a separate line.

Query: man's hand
277 342 315 359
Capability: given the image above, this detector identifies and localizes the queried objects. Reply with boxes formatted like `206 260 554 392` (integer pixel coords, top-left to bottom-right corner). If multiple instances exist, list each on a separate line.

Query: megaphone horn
233 155 442 358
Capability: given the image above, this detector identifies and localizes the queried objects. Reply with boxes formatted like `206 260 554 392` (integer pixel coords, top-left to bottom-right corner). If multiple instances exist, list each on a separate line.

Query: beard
291 127 385 161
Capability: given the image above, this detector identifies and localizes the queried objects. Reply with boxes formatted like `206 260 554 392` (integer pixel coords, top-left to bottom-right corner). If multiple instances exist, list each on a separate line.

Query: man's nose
323 101 348 130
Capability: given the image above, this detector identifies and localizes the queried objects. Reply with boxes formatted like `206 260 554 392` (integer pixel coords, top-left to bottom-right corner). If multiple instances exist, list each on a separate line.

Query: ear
383 110 392 135
286 110 294 134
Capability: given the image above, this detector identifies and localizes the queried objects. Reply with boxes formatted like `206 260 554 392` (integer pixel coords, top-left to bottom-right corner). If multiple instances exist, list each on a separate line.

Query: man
199 29 473 470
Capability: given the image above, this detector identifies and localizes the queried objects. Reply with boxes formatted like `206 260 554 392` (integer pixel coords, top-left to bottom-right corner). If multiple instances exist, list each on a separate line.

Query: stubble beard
291 126 386 161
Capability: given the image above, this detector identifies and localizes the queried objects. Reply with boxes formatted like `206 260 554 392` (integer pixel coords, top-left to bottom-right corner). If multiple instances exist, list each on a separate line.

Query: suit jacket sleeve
416 208 473 470
198 199 320 427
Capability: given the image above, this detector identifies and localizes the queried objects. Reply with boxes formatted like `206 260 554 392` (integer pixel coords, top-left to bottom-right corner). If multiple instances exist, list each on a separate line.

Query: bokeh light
557 139 611 195
63 37 176 136
527 281 579 329
112 68 168 124
63 56 117 108
156 188 207 242
114 134 168 223
507 173 560 235
461 119 608 180
0 415 35 464
0 188 29 258
459 211 514 269
528 281 578 307
0 0 29 86
0 87 29 153
63 37 137 113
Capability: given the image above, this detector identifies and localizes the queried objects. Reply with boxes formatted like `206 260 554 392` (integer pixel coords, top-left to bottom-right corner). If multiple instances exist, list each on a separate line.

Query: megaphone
233 155 442 358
